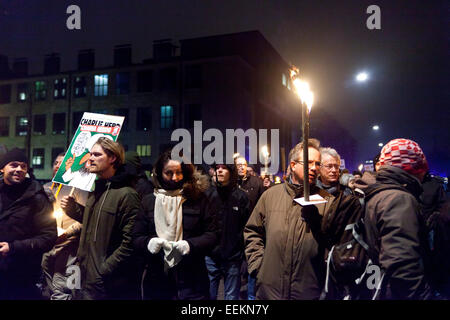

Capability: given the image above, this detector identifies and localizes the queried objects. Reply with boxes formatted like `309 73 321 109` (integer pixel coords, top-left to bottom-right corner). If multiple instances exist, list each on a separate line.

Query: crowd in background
0 137 448 300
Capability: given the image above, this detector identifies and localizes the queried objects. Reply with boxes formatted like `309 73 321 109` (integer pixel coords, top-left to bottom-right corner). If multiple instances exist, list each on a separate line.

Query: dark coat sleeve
185 196 219 256
244 192 266 276
102 191 141 276
10 192 57 255
132 194 154 253
375 191 432 299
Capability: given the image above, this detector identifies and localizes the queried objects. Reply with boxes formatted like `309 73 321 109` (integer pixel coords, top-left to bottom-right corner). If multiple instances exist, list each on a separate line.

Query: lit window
137 145 151 157
160 105 174 129
54 78 67 99
17 83 28 102
16 116 29 136
74 77 87 97
94 74 108 96
32 148 45 169
35 81 47 100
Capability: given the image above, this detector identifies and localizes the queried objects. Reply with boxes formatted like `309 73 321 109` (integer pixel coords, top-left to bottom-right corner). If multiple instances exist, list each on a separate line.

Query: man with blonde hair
61 138 142 299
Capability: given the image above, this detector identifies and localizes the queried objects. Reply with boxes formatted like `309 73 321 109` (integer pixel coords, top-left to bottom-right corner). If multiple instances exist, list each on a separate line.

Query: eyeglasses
321 164 340 170
294 160 321 168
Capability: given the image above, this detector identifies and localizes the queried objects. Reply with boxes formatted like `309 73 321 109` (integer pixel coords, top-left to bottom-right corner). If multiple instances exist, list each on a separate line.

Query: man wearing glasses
244 138 335 299
317 148 344 197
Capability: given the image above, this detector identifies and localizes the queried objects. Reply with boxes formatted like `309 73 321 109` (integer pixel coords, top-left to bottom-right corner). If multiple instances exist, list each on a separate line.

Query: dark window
53 113 66 134
136 107 152 131
116 72 130 95
185 65 202 89
114 108 129 132
72 111 84 133
52 147 65 163
33 114 46 135
35 81 47 100
160 105 174 129
94 74 108 96
15 116 28 136
0 85 12 104
74 76 87 97
53 78 67 99
137 70 153 92
185 104 202 128
0 117 9 136
32 148 45 169
159 68 177 90
159 143 175 154
17 83 28 102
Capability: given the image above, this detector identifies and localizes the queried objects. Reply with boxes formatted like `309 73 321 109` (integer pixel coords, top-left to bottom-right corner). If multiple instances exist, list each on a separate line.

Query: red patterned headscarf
379 138 429 177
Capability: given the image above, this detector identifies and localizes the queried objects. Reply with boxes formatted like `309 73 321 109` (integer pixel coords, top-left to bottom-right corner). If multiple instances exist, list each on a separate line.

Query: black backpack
320 184 405 300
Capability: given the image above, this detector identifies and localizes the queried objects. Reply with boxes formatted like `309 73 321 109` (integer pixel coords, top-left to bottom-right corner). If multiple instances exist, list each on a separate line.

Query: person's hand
60 195 77 213
55 232 68 245
173 240 190 255
65 155 75 171
147 238 167 254
0 242 10 257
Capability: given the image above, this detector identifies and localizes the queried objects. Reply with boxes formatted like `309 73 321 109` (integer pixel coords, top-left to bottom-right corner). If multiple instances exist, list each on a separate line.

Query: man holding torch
244 139 335 299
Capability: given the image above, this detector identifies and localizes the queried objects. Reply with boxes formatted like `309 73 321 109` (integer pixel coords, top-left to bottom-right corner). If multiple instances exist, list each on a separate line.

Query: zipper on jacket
93 182 111 242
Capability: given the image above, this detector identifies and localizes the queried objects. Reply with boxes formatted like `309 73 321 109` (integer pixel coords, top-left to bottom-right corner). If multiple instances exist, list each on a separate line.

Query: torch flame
53 209 63 219
290 67 314 112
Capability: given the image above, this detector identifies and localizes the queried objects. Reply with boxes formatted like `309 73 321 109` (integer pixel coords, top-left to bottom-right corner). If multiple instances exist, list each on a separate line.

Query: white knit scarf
154 188 186 269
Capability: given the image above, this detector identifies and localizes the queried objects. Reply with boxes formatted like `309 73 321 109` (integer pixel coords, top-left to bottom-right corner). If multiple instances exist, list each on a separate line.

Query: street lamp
372 125 380 130
290 67 314 201
378 143 383 147
356 72 369 82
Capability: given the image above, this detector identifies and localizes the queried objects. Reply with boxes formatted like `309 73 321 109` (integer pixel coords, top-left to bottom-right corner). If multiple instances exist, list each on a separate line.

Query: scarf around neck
154 188 186 269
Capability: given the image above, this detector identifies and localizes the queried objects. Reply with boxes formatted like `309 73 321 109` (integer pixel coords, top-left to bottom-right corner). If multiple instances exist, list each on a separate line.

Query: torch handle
302 102 310 201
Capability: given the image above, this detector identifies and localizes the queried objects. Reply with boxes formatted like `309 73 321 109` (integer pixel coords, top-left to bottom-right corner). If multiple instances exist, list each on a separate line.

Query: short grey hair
289 138 321 163
320 147 341 162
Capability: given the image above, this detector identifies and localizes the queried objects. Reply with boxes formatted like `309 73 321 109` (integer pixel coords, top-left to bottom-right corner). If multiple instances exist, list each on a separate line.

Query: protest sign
52 112 124 191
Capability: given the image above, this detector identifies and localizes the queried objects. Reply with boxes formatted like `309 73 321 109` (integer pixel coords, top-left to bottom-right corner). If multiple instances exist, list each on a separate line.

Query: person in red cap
354 138 433 299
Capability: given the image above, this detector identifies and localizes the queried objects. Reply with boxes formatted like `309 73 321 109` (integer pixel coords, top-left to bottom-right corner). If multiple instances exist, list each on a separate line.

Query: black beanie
0 148 29 169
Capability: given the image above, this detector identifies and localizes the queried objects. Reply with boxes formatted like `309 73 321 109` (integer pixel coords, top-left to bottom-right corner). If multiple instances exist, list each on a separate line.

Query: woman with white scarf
132 150 219 300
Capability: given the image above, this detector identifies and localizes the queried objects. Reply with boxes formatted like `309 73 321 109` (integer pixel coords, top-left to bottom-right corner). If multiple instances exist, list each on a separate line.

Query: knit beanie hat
0 148 29 169
379 138 428 177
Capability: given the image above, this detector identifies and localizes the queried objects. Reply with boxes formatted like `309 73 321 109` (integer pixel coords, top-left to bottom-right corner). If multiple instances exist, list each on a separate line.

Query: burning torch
290 67 314 201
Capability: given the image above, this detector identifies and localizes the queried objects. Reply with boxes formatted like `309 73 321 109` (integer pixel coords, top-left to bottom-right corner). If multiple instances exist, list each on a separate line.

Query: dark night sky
0 0 448 175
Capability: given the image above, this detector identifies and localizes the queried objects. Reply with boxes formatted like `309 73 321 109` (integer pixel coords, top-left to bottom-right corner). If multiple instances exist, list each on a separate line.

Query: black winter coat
133 173 219 300
237 174 265 213
355 166 433 299
205 184 250 262
0 178 57 299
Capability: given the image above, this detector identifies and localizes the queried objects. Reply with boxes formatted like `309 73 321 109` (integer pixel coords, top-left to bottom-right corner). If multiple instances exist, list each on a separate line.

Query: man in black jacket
0 148 57 299
205 164 250 300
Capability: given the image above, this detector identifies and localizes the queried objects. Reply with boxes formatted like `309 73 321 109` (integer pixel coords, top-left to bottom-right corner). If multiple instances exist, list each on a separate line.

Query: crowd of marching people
0 137 448 300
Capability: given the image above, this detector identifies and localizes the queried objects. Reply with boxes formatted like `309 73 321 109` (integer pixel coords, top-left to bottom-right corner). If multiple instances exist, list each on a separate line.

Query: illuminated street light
378 143 383 147
372 125 379 130
356 72 369 82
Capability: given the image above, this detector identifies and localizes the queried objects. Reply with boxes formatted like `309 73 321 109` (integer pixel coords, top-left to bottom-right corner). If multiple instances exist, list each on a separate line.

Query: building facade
0 31 306 180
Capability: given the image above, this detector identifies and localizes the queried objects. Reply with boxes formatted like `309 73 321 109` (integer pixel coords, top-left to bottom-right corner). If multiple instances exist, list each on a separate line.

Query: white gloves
147 237 167 254
147 238 190 256
173 240 190 256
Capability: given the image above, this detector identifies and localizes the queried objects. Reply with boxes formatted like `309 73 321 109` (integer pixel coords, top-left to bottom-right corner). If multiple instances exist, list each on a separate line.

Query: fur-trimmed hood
152 167 210 201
